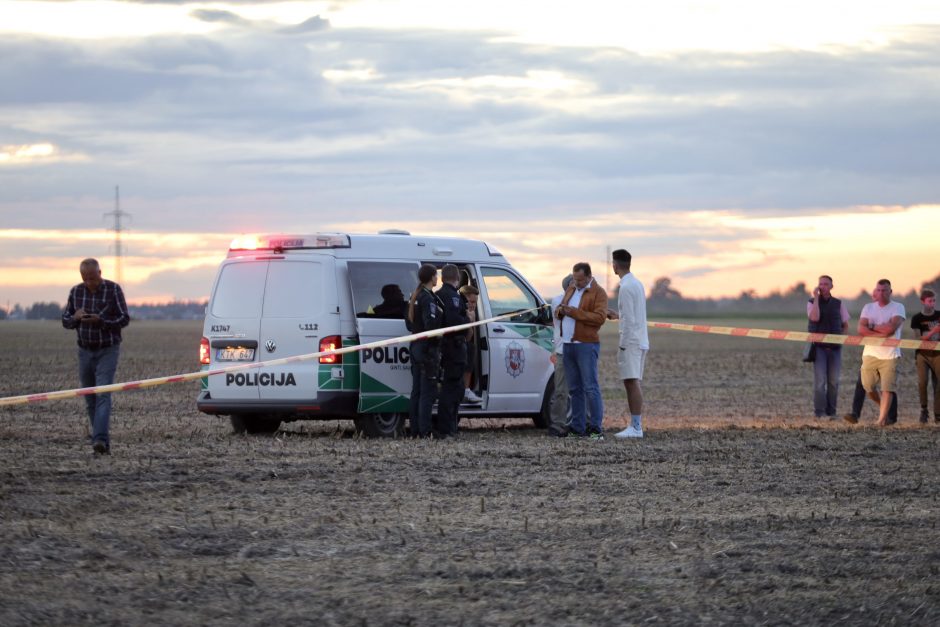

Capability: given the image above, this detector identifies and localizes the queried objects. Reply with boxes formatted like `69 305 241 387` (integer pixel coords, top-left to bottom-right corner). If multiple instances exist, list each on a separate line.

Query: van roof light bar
229 234 351 252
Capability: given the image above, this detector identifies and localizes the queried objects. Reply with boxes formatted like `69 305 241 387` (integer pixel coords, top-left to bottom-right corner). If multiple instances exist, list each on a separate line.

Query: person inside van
407 264 443 437
371 284 408 319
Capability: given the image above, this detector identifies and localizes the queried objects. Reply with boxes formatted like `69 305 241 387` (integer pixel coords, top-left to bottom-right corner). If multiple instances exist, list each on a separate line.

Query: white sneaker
614 426 643 439
463 389 483 404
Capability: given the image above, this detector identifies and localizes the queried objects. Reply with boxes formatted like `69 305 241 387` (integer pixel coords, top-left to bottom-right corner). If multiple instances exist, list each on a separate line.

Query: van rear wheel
230 414 282 434
353 413 406 438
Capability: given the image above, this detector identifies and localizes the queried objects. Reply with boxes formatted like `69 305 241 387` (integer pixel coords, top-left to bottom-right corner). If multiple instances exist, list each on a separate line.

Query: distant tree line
645 271 940 317
4 271 938 321
0 300 208 321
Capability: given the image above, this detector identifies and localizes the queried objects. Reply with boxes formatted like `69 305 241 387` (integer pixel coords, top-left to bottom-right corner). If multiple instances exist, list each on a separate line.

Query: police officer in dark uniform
407 264 443 437
435 264 470 437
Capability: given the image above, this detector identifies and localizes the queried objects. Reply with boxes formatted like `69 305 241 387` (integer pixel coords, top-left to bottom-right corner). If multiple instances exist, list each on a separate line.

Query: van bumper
196 390 360 419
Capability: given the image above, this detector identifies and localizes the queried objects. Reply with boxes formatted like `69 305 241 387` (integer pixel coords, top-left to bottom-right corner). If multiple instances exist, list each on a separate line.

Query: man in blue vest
806 275 849 418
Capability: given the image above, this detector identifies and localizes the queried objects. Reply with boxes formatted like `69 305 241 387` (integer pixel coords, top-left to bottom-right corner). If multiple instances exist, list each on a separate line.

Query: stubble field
1 319 938 626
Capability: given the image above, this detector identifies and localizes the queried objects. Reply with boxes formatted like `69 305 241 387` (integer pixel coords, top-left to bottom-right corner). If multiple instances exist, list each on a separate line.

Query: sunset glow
1 1 937 311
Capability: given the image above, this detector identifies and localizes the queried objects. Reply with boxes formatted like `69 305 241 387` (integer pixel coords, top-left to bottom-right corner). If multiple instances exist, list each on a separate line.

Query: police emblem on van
505 341 525 378
265 339 276 353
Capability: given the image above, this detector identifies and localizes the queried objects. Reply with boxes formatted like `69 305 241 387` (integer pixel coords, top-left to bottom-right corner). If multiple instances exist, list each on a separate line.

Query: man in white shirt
856 279 906 427
609 249 649 438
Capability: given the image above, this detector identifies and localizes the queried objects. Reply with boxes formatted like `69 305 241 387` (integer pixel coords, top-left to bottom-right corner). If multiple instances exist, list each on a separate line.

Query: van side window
347 261 419 319
211 262 267 319
481 267 540 323
263 261 324 317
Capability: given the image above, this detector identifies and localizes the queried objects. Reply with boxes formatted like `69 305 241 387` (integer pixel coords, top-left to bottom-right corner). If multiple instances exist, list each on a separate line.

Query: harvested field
1 320 939 625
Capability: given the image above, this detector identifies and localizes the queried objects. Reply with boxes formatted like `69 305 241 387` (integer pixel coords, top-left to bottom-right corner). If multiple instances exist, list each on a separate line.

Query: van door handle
492 326 506 333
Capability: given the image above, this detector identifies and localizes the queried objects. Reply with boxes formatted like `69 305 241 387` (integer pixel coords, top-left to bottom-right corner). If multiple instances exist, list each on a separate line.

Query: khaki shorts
861 356 899 393
618 346 647 380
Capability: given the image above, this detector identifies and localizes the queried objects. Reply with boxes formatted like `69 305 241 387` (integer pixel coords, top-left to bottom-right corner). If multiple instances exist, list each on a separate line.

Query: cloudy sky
2 0 938 307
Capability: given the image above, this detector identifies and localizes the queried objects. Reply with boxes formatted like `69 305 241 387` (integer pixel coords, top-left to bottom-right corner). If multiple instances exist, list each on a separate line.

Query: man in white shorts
610 249 649 438
855 278 906 427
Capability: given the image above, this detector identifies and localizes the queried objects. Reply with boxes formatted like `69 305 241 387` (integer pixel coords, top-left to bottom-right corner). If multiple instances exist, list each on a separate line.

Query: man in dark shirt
61 258 130 454
911 288 940 423
435 264 469 438
806 275 849 418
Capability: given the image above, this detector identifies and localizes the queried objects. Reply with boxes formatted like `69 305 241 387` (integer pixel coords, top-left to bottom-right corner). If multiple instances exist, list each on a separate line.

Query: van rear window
211 262 267 318
263 261 324 317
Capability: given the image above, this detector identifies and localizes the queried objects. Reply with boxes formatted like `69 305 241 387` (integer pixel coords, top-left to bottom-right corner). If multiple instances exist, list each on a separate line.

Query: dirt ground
1 320 938 625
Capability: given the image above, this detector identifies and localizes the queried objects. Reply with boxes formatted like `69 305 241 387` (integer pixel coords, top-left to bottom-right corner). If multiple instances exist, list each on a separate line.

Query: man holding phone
62 258 130 454
806 275 849 419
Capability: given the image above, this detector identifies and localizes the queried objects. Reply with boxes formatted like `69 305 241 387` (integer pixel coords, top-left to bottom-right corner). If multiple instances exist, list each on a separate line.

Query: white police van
197 231 555 436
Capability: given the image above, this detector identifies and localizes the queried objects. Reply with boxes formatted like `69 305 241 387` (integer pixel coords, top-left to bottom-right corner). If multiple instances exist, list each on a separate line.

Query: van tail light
319 335 341 364
200 337 211 365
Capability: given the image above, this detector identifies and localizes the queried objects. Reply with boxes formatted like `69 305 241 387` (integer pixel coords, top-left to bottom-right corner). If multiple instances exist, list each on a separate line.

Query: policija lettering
226 372 297 387
361 346 410 365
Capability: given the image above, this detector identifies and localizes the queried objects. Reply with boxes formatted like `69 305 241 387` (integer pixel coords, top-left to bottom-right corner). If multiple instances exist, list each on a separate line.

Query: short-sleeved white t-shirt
860 300 906 359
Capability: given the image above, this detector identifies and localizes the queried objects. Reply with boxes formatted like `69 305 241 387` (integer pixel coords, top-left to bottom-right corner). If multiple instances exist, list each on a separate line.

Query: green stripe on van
359 394 409 413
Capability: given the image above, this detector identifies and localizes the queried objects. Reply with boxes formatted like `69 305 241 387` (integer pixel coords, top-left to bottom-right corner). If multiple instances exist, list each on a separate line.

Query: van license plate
217 348 255 361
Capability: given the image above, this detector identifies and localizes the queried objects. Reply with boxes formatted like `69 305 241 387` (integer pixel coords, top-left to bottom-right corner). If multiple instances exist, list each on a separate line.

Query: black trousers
435 368 464 437
409 340 439 437
851 375 898 420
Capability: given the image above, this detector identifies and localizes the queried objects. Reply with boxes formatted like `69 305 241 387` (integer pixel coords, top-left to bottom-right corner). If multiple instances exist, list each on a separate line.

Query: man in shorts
610 249 649 439
854 279 906 427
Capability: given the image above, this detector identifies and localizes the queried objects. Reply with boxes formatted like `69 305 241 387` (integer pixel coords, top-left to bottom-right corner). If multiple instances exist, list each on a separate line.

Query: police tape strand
647 321 939 351
0 306 550 407
3 311 936 408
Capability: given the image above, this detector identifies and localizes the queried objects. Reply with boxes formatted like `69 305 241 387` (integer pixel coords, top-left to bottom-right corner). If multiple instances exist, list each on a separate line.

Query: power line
103 186 131 284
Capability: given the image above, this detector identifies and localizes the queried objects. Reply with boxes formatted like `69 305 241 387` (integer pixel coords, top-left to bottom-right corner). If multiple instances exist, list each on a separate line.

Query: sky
1 0 939 307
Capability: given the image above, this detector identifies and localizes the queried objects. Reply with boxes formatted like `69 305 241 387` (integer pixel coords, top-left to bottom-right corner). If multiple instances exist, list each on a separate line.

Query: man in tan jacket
555 262 609 439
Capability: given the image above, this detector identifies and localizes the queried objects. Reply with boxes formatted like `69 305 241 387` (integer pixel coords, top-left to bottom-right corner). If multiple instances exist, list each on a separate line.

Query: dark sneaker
885 415 897 426
92 441 110 455
935 414 940 424
920 409 929 424
565 431 586 439
586 427 604 441
842 414 858 425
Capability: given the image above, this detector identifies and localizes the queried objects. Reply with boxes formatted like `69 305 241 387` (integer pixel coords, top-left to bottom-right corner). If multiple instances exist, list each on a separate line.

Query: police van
196 231 556 436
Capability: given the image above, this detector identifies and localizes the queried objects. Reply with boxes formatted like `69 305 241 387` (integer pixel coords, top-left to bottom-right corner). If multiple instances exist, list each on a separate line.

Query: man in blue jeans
555 262 608 440
62 258 130 454
806 275 849 418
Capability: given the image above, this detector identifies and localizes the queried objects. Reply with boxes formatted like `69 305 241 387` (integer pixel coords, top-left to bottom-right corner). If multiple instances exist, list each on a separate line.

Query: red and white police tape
0 307 546 407
2 313 936 408
648 321 938 351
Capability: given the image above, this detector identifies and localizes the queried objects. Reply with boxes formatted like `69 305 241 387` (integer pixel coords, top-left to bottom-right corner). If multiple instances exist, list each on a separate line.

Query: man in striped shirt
61 258 130 455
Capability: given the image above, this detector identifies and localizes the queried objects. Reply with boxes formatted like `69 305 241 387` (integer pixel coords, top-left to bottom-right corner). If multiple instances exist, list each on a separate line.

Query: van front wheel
230 414 282 434
354 413 406 438
531 379 554 429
